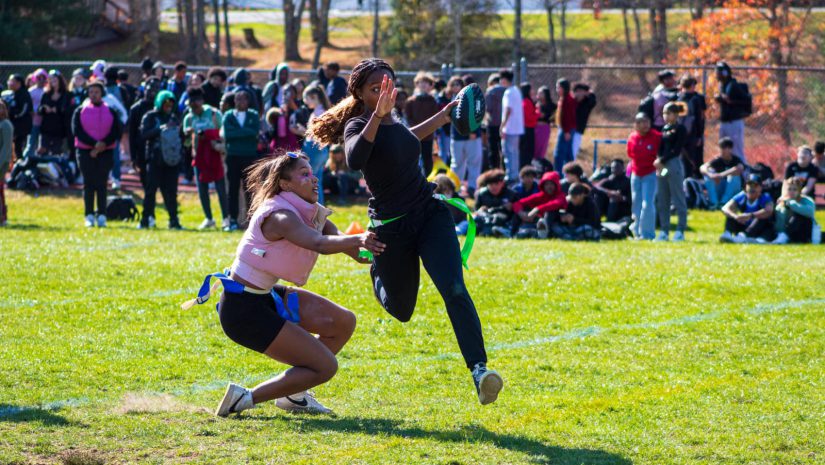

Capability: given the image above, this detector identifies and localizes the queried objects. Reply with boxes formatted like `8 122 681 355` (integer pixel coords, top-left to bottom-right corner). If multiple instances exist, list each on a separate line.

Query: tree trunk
284 0 304 61
648 5 659 62
767 6 791 145
196 0 208 63
212 0 221 64
223 0 232 66
689 0 704 19
656 0 668 60
371 0 379 57
451 0 462 67
632 4 651 94
309 0 320 44
514 0 522 65
559 0 567 63
547 2 557 64
176 0 184 42
319 0 331 47
184 0 196 63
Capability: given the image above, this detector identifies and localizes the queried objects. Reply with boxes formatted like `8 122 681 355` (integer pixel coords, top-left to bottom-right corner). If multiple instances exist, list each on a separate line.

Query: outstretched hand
438 99 459 125
374 75 398 119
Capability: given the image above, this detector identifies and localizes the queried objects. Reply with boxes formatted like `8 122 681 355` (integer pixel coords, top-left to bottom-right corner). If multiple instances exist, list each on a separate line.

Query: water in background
160 0 582 13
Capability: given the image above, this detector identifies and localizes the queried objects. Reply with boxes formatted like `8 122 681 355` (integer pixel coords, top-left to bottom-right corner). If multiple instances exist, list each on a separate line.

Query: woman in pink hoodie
183 152 385 417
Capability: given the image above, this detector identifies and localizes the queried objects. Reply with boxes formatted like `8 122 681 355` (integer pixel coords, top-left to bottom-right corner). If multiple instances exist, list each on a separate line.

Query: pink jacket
230 191 332 289
74 102 116 150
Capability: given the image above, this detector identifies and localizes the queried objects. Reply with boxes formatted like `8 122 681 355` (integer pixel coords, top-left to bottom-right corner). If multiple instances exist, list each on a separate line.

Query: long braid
306 58 396 147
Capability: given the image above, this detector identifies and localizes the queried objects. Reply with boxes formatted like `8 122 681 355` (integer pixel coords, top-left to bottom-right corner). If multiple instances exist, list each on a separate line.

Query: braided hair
306 58 396 146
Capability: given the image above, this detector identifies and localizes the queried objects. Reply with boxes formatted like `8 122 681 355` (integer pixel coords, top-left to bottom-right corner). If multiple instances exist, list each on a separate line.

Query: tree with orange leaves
678 0 815 145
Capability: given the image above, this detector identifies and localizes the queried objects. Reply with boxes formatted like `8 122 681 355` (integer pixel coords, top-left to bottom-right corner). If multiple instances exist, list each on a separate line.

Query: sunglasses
49 70 61 77
285 152 300 159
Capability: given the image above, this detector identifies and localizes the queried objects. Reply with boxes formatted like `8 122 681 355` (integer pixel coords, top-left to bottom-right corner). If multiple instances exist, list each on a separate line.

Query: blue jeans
631 172 657 239
553 131 573 175
111 140 122 182
194 167 228 222
23 125 41 158
704 174 741 208
437 130 452 167
502 134 520 181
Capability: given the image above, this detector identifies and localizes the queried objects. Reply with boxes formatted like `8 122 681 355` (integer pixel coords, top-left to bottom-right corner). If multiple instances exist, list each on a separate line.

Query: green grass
1 190 824 464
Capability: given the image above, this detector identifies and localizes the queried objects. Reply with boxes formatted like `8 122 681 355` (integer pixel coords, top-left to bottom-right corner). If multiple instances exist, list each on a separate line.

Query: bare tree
223 0 232 66
284 0 307 61
212 0 221 64
451 0 462 67
371 0 379 57
514 0 522 65
196 0 208 63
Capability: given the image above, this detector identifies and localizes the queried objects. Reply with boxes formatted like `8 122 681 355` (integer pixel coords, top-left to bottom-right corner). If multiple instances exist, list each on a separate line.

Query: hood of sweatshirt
232 68 251 87
271 62 290 82
538 171 561 194
154 90 176 111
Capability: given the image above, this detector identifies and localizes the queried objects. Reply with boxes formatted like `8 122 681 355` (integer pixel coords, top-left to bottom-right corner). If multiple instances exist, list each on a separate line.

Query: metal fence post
441 63 449 83
701 68 708 97
512 62 518 85
520 57 528 84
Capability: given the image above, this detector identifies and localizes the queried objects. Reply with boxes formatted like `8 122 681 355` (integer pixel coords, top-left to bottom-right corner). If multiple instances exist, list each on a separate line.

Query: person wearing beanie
139 89 183 230
4 74 32 160
71 81 122 227
89 60 107 83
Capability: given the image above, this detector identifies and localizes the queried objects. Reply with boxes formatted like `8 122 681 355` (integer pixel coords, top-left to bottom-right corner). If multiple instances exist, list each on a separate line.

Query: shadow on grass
3 223 71 232
260 416 632 464
0 404 78 426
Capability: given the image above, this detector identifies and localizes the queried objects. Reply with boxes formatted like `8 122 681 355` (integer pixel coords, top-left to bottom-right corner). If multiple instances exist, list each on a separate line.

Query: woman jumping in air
308 58 504 405
185 152 385 416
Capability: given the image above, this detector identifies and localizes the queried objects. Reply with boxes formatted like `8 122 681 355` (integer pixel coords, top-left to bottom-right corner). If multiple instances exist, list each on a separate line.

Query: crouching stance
183 152 385 416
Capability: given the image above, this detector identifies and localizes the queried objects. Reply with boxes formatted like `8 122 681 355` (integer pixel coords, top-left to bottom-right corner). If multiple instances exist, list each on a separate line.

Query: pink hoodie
231 191 332 289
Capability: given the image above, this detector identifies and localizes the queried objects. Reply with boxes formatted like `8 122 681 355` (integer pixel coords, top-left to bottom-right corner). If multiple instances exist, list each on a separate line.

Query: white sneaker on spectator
772 232 789 245
111 179 120 190
733 232 748 244
221 217 231 229
96 214 107 228
719 231 734 243
275 391 333 414
755 237 767 244
199 218 216 230
536 219 549 239
84 214 95 228
672 231 685 242
654 232 669 242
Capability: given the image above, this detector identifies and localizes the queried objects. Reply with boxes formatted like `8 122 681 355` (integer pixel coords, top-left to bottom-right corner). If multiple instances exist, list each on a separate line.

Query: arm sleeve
71 107 97 147
786 198 816 218
536 193 568 214
344 117 374 171
102 108 122 145
182 113 193 134
140 112 161 141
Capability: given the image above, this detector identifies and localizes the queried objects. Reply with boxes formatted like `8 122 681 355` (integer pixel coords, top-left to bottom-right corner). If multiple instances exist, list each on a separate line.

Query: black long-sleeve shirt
658 122 687 164
129 99 153 166
575 93 597 134
344 114 433 219
567 196 601 228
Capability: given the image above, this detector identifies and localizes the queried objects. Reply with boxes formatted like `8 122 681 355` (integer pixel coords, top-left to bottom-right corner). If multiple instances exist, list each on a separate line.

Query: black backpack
684 177 711 210
106 195 140 221
737 82 753 117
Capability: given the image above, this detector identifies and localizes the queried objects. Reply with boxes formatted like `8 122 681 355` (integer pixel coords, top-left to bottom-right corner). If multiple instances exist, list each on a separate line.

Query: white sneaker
472 362 503 405
215 383 254 417
199 218 217 230
96 214 107 228
84 214 95 227
111 179 121 190
275 391 333 414
733 232 747 244
654 232 669 242
672 231 685 242
719 231 734 243
536 219 549 239
772 232 789 245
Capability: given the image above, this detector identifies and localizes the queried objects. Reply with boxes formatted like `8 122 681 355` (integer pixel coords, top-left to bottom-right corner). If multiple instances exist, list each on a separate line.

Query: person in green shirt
221 91 260 231
773 177 817 244
183 87 227 230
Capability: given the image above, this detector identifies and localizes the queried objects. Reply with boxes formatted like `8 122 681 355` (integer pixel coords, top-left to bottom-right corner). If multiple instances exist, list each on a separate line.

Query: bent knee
315 356 338 383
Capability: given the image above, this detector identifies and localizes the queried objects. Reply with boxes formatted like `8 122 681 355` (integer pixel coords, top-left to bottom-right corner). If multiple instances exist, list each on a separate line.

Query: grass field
1 190 823 465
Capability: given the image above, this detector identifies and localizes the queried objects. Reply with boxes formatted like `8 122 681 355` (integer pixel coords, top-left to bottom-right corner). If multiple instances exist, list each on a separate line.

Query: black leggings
370 197 487 369
78 150 113 216
420 139 434 176
226 156 259 222
725 216 774 240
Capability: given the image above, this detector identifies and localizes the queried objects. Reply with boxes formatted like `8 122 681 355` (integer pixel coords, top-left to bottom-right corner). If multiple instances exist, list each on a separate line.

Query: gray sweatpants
656 157 687 234
719 119 746 163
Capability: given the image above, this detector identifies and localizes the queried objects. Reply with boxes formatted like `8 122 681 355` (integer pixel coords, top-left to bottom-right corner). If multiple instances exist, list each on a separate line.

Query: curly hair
246 151 311 216
305 58 396 146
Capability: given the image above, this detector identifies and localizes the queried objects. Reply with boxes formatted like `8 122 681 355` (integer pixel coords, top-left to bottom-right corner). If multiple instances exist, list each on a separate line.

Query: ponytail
306 96 364 146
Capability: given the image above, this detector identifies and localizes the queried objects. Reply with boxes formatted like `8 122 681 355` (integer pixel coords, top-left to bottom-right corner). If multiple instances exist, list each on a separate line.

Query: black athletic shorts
218 284 290 353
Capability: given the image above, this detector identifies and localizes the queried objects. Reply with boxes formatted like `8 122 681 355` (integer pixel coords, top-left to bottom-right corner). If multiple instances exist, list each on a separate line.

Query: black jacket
677 91 707 142
575 93 597 134
718 78 750 122
8 87 33 136
129 99 154 167
38 91 70 138
140 109 179 164
201 81 223 109
567 196 601 228
658 122 687 164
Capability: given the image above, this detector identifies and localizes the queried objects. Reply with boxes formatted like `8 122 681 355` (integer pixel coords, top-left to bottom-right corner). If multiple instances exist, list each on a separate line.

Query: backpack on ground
159 124 182 167
601 216 633 240
684 177 710 210
106 195 140 222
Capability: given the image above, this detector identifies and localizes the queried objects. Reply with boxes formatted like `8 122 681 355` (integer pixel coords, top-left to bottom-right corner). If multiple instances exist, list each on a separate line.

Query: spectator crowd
0 59 821 243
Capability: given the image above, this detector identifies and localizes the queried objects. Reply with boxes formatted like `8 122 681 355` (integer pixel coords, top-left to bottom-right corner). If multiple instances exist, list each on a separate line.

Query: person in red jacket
553 79 577 174
627 112 662 239
499 171 567 238
519 83 538 170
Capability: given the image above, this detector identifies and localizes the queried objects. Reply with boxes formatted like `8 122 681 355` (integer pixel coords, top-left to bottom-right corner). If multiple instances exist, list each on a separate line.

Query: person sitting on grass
719 174 774 244
560 161 591 194
813 141 825 187
473 169 515 237
433 174 469 235
504 170 566 239
592 158 632 222
701 137 745 209
512 165 539 201
784 145 819 199
772 177 817 244
322 144 361 205
540 182 601 241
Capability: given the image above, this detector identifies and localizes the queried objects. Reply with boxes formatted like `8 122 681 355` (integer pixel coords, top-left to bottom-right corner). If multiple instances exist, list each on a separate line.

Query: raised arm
410 100 456 141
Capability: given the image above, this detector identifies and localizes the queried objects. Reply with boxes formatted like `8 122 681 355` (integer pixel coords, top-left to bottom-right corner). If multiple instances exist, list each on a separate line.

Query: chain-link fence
3 61 823 176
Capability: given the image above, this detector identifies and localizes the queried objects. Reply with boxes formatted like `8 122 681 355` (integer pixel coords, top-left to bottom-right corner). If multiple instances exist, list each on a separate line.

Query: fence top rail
525 63 825 73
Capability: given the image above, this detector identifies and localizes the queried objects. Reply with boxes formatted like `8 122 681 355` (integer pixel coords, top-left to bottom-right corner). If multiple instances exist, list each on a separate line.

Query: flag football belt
180 270 300 323
361 194 476 270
